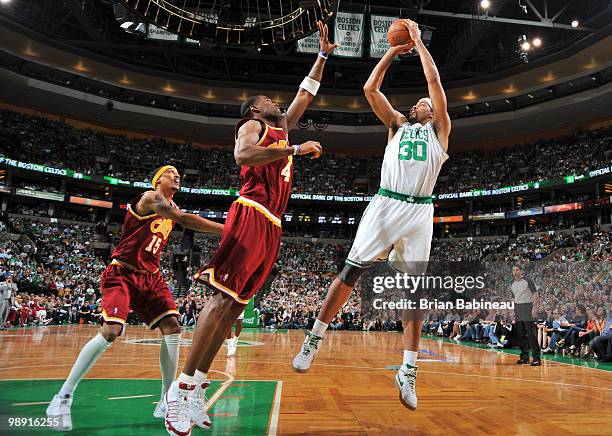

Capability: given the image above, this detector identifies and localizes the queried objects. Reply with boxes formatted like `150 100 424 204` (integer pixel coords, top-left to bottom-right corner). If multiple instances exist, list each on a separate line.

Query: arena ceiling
1 0 611 89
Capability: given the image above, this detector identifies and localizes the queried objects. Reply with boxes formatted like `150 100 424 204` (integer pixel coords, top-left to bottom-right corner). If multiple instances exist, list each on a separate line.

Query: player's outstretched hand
298 141 323 159
317 21 339 55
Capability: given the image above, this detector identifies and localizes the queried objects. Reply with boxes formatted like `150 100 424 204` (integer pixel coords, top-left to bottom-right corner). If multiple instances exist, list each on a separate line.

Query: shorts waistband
235 196 282 227
110 259 159 274
378 188 433 204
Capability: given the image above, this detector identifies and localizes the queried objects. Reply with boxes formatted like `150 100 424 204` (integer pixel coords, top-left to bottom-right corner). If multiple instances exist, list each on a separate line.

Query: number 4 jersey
110 193 176 273
380 121 448 197
235 119 293 218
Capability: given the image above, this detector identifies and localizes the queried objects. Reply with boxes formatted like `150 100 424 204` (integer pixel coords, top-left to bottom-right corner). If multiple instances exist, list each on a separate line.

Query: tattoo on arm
153 194 173 213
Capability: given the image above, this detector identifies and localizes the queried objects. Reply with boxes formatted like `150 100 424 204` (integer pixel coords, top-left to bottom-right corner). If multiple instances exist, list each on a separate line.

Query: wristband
300 76 320 96
318 51 329 60
293 144 301 155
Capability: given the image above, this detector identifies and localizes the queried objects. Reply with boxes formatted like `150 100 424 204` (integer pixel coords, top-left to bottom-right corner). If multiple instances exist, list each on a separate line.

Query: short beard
408 114 417 124
264 112 281 123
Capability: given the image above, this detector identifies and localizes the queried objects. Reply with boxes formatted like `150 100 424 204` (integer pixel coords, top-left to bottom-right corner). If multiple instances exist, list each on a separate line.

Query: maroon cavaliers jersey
111 193 176 273
236 119 292 217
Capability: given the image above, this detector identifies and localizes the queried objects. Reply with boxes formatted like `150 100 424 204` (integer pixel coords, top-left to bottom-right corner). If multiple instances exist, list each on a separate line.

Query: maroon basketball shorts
195 197 282 304
100 263 179 329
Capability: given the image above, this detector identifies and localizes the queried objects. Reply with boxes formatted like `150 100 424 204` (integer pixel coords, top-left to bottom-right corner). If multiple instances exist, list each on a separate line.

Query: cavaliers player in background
163 21 337 436
46 165 223 431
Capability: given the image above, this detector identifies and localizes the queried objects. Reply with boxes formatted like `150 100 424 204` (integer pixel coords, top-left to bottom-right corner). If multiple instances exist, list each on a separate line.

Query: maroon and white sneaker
164 381 195 436
190 381 211 429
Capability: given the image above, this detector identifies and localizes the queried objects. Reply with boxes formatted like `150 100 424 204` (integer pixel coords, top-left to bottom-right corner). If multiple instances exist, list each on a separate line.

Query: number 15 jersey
380 121 448 197
110 193 176 273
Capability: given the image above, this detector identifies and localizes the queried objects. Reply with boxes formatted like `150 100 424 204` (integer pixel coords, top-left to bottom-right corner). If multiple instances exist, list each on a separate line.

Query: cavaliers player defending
46 166 223 431
163 21 337 436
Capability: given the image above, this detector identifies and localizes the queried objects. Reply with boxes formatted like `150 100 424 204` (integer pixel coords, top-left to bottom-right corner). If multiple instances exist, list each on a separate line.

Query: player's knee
158 316 181 335
338 264 362 287
100 323 122 342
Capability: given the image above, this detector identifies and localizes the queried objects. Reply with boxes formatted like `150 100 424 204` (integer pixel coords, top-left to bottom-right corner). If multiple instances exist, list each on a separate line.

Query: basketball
387 19 413 47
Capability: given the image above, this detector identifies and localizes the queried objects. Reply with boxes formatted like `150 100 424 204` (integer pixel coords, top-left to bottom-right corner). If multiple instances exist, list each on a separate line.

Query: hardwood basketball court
1 325 611 435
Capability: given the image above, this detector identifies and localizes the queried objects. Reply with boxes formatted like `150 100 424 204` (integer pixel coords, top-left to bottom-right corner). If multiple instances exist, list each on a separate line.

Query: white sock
403 350 418 367
193 369 208 384
178 372 193 384
59 333 112 397
160 333 181 397
312 319 328 337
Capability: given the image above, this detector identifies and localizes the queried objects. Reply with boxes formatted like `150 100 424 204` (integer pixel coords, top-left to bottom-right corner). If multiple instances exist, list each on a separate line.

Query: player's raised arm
363 44 412 134
139 191 224 235
285 21 338 130
405 19 451 150
234 120 322 166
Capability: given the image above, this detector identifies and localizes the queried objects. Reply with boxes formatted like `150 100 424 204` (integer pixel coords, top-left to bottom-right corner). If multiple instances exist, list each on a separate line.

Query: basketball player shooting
46 166 224 431
292 19 451 411
163 21 337 436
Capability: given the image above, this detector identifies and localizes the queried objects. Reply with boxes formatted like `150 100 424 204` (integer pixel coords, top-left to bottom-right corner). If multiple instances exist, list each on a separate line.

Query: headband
151 165 178 189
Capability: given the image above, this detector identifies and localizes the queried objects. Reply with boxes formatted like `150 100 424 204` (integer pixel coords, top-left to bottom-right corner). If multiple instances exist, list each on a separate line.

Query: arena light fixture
517 35 529 63
113 4 146 36
480 0 490 9
571 20 579 28
532 38 541 47
117 0 338 47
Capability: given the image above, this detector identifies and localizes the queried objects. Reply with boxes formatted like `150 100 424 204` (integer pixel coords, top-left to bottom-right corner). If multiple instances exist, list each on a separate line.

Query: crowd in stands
1 109 610 195
423 229 612 362
2 211 611 362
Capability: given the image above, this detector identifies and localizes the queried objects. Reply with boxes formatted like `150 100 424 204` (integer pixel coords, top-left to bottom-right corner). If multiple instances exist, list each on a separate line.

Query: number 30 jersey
380 121 448 197
235 119 293 218
110 192 176 273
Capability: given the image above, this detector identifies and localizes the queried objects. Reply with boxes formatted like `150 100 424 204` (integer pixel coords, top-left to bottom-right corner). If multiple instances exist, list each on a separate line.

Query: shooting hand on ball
389 42 414 56
403 19 422 43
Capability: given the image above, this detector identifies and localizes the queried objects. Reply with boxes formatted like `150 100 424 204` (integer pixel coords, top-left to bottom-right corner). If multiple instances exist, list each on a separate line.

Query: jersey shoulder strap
235 118 267 140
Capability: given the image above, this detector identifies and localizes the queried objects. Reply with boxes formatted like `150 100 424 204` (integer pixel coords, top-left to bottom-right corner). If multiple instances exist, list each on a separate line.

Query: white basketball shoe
395 363 418 410
292 331 322 373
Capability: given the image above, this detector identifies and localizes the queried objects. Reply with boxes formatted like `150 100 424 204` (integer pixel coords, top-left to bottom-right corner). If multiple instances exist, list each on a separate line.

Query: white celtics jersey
380 121 448 197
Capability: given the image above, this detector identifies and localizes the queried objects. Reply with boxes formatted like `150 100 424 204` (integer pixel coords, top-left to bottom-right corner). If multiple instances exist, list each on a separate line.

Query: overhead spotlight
480 0 490 9
527 94 534 99
484 102 490 107
571 20 579 28
0 0 12 4
464 105 471 110
505 98 512 104
517 35 529 63
532 38 542 47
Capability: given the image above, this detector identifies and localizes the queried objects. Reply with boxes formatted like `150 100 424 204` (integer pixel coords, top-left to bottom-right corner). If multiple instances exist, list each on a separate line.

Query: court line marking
267 381 283 436
12 401 51 406
108 394 155 400
205 370 234 412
